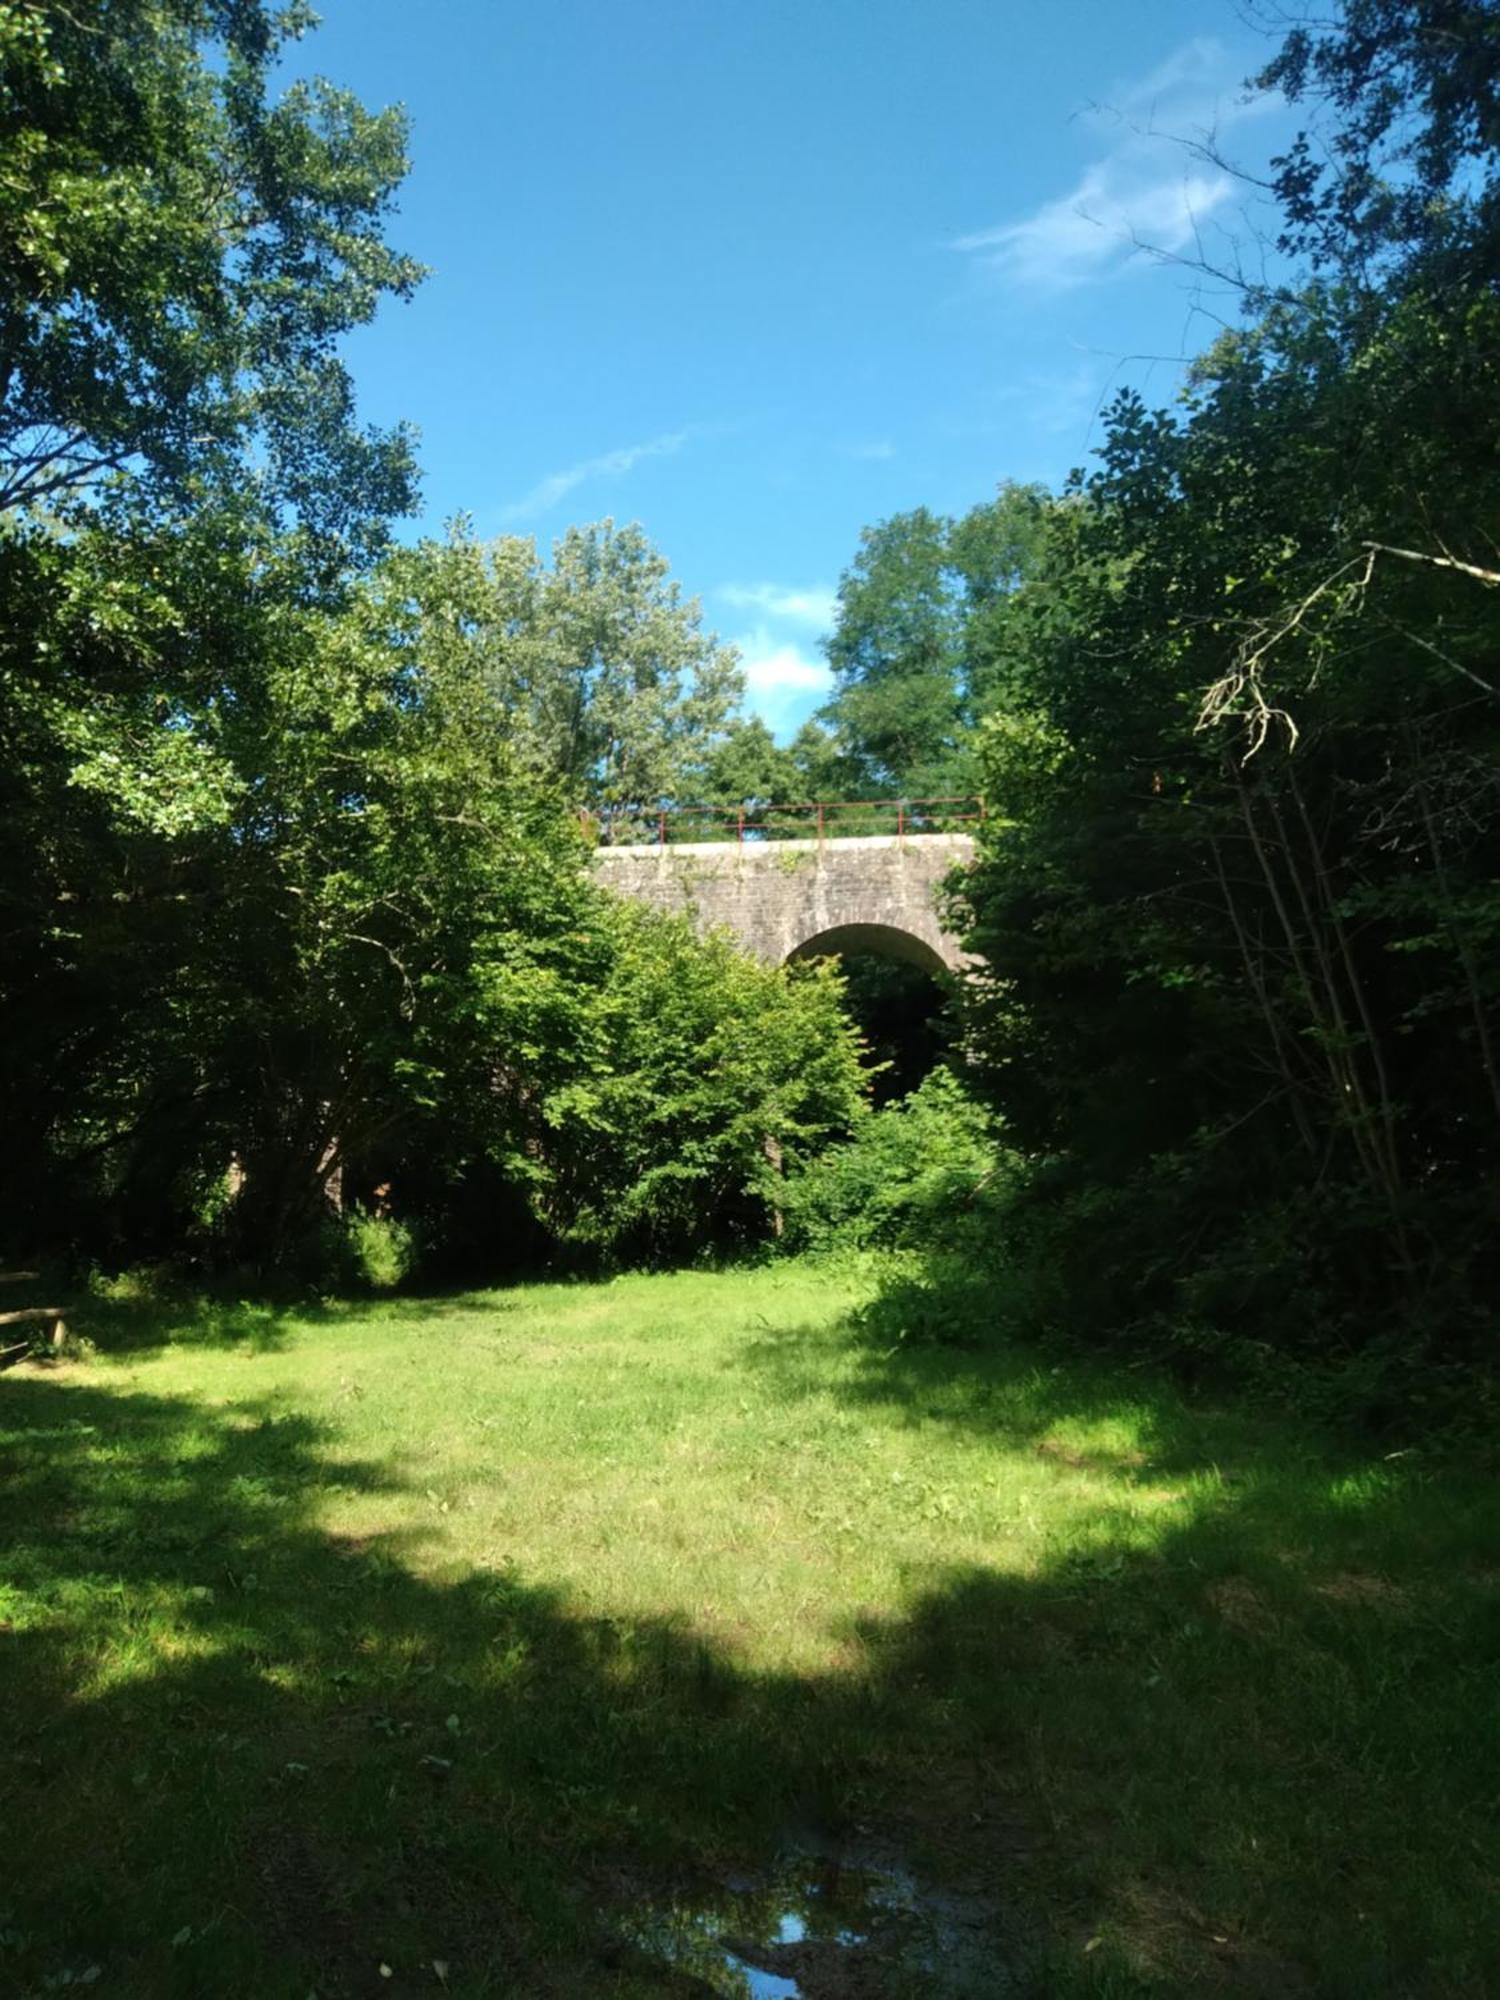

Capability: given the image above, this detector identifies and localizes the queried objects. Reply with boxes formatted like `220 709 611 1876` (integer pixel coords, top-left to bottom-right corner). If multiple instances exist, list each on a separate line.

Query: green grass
1 1262 1497 1995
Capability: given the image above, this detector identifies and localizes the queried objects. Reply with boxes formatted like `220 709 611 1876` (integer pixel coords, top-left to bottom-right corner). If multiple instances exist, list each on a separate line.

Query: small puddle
620 1836 1007 1997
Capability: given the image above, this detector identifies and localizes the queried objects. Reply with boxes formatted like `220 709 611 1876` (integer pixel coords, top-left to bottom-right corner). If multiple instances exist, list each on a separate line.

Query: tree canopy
943 0 1500 1402
0 0 421 558
354 520 744 811
5 0 1499 1425
0 0 865 1283
817 483 1050 799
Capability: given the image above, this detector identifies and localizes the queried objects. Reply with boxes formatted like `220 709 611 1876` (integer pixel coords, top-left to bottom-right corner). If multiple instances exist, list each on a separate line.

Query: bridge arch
786 920 951 979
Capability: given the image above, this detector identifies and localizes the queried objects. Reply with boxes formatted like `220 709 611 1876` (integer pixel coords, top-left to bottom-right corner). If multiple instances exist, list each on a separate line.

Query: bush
499 902 868 1264
782 1069 1006 1255
339 1210 417 1291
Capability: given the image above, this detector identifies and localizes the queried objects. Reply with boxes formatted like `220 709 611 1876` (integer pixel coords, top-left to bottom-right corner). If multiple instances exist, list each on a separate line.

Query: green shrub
340 1210 416 1291
782 1068 1006 1255
499 902 867 1264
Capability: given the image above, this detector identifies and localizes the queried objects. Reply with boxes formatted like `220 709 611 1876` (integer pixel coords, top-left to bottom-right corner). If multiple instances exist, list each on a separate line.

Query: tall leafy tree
1 4 831 1281
1 0 431 1262
0 0 421 556
820 483 1049 798
1257 0 1500 271
953 0 1500 1393
0 525 865 1272
356 520 743 812
696 716 798 808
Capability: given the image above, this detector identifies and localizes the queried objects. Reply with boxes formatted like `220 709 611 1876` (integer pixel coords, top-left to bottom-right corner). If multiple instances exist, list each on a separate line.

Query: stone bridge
591 833 974 975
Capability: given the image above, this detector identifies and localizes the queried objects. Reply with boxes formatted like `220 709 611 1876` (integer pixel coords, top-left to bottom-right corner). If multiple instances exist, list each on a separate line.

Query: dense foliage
4 0 1497 1426
0 1 863 1284
360 521 744 811
781 1069 1000 1256
941 0 1500 1411
815 484 1050 800
0 0 420 557
501 904 863 1262
0 505 866 1276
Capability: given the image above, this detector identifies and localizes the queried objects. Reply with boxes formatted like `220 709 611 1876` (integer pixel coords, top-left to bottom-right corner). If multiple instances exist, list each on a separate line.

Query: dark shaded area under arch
787 921 949 979
789 926 953 1104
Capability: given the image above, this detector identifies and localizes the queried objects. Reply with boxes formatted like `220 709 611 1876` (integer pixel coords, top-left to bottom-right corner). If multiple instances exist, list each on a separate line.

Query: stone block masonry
591 833 974 973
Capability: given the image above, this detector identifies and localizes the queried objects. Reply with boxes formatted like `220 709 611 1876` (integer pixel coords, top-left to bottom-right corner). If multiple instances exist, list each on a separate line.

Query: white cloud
719 582 838 629
734 625 833 734
954 163 1233 292
842 439 896 462
741 642 829 698
951 36 1265 293
1107 35 1238 125
500 428 691 522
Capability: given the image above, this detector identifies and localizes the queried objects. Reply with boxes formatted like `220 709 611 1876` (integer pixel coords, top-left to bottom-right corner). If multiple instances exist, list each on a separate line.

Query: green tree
0 510 592 1268
0 0 421 556
503 903 866 1261
1257 0 1500 271
951 6 1500 1393
784 717 849 800
697 716 798 808
0 516 864 1276
0 0 428 1258
357 520 742 814
820 483 1049 799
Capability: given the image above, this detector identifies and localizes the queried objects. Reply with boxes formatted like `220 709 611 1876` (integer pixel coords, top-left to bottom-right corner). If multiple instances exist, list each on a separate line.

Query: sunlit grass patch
0 1263 1496 1995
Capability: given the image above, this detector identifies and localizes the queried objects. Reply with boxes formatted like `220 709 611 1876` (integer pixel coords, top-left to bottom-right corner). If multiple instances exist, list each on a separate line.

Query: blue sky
288 1 1294 736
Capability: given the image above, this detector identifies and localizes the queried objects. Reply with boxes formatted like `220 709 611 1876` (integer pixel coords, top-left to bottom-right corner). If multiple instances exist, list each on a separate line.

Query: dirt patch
1205 1578 1279 1637
256 1829 361 1979
326 1533 375 1561
1312 1571 1410 1612
1035 1438 1147 1474
1105 1881 1314 1997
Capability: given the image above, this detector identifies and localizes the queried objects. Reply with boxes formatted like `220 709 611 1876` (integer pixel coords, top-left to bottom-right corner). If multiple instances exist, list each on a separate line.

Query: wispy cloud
990 360 1111 438
842 439 896 462
719 582 838 629
954 163 1233 291
736 627 833 735
1104 36 1244 126
500 428 691 523
951 36 1267 293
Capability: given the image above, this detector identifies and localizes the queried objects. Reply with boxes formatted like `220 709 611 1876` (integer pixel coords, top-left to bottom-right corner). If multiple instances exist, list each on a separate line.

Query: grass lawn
2 1262 1497 1996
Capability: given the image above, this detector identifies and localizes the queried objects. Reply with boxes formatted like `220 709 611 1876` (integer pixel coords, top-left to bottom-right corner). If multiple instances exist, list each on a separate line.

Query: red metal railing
583 797 985 846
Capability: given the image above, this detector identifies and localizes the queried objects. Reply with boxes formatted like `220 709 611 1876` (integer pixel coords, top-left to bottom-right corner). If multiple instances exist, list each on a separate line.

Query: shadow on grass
736 1274 1312 1492
1 1350 1497 1997
742 1241 1488 1522
6 1272 527 1359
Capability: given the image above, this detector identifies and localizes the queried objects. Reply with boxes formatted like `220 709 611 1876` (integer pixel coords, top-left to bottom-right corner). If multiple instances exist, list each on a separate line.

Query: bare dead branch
1363 539 1500 589
1198 550 1376 756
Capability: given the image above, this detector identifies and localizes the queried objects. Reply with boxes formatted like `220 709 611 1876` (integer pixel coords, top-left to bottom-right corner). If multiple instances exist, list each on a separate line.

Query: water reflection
622 1836 1007 1997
